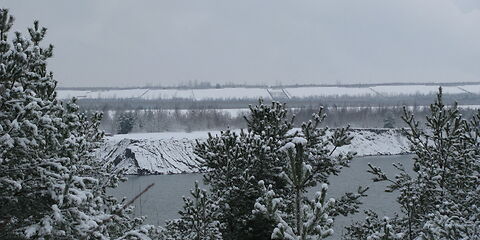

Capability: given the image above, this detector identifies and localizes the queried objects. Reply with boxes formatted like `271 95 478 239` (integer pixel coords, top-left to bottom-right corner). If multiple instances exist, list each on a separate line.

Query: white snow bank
97 129 411 175
458 84 480 94
285 87 373 98
98 138 200 175
108 130 223 141
336 129 411 156
370 85 464 96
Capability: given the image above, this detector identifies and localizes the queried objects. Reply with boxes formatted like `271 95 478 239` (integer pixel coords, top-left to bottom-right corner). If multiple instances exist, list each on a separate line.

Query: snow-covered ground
284 86 373 98
98 129 411 175
57 83 480 100
369 85 465 96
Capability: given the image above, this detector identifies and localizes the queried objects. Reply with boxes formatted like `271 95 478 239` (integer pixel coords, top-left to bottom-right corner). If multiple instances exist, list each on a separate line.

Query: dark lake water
111 154 413 239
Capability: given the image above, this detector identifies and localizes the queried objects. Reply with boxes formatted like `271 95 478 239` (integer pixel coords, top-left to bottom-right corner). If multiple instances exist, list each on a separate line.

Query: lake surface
111 154 413 239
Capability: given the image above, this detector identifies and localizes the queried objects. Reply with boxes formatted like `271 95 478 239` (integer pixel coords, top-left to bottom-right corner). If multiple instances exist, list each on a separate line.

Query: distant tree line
101 109 244 134
94 105 477 134
76 92 480 115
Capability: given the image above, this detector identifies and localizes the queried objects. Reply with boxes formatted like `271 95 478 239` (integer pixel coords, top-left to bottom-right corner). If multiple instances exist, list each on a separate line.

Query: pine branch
80 183 155 240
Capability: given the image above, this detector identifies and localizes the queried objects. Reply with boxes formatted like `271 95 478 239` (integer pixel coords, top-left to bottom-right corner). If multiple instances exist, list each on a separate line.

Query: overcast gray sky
3 0 480 88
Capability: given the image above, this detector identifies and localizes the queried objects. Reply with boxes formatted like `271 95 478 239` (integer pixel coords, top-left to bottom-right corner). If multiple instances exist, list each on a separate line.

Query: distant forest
91 103 479 134
77 92 480 111
72 89 480 134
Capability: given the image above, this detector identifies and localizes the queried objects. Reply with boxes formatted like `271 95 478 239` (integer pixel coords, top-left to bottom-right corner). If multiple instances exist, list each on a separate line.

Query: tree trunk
295 187 302 237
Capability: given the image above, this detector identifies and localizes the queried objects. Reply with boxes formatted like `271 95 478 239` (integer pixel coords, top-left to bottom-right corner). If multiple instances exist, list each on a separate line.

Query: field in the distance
57 82 480 101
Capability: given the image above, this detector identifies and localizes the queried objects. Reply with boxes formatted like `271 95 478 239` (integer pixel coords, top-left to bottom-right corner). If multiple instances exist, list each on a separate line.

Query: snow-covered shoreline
97 129 411 175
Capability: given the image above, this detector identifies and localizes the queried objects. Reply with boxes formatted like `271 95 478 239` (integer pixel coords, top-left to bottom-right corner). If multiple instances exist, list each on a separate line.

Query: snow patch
291 137 308 145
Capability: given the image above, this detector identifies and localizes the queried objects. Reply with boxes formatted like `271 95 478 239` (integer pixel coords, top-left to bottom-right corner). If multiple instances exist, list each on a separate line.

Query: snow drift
97 129 411 175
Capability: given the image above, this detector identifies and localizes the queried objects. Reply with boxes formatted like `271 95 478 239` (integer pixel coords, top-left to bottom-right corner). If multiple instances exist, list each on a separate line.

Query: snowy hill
58 83 480 100
97 129 411 175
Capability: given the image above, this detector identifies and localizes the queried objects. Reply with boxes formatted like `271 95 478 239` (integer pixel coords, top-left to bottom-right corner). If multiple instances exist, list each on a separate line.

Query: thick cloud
3 0 480 87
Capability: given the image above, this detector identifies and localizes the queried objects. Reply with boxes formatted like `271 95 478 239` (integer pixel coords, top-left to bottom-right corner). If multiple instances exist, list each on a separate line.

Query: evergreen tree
194 100 365 239
196 128 276 239
254 127 368 239
0 9 158 239
253 138 337 240
344 88 480 240
343 210 403 240
163 182 222 240
117 111 136 134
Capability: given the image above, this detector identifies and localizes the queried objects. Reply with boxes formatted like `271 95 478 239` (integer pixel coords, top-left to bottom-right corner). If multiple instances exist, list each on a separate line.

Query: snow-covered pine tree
254 126 368 240
344 88 480 240
0 9 158 239
343 210 403 240
253 137 337 240
195 128 276 239
194 101 297 239
163 181 223 240
195 100 366 239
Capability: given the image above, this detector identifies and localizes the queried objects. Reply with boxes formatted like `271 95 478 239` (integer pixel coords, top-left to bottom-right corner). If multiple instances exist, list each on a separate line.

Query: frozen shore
97 128 411 175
